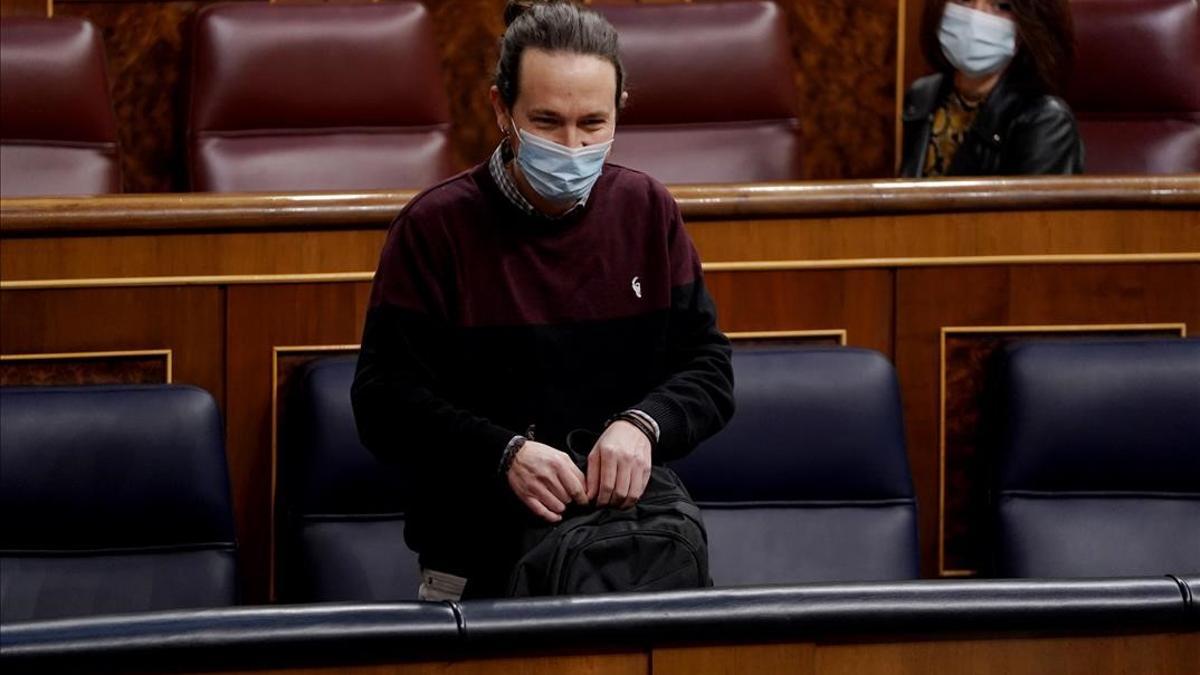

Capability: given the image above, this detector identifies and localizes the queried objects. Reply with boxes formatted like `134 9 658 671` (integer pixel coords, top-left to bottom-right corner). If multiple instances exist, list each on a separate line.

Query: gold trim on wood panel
0 272 377 290
936 323 1188 577
3 253 1197 290
0 348 174 383
701 253 1200 272
269 344 359 601
726 329 848 345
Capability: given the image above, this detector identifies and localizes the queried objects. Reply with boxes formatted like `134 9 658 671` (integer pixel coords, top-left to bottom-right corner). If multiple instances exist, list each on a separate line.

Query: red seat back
0 18 120 197
188 2 454 192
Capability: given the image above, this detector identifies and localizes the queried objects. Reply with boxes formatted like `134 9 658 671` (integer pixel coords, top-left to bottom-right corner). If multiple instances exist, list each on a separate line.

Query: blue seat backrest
670 347 919 585
994 339 1200 577
0 385 237 622
277 356 420 602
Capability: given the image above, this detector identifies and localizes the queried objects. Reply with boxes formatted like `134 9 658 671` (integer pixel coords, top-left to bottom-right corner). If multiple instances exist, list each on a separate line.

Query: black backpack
507 429 711 597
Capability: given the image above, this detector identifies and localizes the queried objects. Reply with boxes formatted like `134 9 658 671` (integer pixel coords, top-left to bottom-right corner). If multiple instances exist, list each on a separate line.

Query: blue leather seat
993 339 1200 577
277 356 420 602
670 347 919 585
0 385 238 622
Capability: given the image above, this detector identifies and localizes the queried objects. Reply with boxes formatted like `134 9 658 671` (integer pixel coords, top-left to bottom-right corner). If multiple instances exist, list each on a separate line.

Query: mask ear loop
500 115 522 168
500 109 518 138
502 115 523 162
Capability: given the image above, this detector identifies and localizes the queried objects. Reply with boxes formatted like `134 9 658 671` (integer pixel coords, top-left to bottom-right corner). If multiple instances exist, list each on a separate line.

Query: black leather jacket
899 72 1085 177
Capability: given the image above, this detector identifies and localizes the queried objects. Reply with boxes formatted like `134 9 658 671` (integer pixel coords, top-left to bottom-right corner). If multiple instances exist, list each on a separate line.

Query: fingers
530 482 567 515
555 457 589 505
610 459 633 508
621 464 650 509
541 469 571 505
586 450 600 502
624 466 643 506
522 495 562 523
597 448 618 506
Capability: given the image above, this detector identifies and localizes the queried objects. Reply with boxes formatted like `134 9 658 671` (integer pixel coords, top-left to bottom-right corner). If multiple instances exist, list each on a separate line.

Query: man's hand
507 441 588 522
587 420 652 509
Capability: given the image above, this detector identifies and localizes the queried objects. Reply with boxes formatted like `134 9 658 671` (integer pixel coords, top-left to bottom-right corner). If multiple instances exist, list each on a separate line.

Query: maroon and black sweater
351 161 734 580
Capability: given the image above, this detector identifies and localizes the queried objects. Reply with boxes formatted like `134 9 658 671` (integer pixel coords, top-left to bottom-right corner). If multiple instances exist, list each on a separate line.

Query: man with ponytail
352 0 734 600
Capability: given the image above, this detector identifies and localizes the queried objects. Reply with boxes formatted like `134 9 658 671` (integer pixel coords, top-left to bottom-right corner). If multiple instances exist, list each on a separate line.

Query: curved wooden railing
2 175 1198 236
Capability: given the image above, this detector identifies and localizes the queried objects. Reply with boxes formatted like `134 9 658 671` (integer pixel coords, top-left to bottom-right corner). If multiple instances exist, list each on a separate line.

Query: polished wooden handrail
670 174 1200 218
2 175 1197 236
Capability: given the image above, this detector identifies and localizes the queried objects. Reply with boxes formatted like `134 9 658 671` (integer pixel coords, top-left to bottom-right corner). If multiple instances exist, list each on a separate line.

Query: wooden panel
900 0 932 95
3 180 1196 283
895 263 1200 577
426 0 505 172
0 229 388 282
654 643 815 675
2 209 1194 283
815 632 1200 675
55 1 198 193
0 349 170 386
707 269 893 357
941 325 1186 575
0 287 223 405
206 651 647 675
687 210 1198 266
897 0 931 172
185 633 1197 674
226 282 372 602
438 652 647 675
776 0 898 179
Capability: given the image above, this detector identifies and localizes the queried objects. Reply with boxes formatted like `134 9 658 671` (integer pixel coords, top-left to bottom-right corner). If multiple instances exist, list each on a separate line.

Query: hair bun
505 0 573 27
503 0 538 28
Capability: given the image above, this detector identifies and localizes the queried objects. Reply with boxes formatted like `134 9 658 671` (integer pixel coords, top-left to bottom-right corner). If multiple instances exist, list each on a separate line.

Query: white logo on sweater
631 277 642 299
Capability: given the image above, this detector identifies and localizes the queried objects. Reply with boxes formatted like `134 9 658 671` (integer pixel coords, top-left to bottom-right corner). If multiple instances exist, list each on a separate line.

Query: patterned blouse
923 90 983 177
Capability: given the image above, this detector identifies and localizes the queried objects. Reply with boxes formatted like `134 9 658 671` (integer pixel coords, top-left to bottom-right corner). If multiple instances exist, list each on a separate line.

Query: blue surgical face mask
939 3 1017 78
512 125 613 205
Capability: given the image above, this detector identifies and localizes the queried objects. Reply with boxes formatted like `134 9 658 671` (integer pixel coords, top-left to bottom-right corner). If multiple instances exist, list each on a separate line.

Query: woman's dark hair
495 0 625 109
920 0 1075 95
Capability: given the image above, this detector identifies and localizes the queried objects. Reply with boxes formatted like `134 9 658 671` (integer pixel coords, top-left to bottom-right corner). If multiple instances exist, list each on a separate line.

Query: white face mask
512 125 613 205
939 3 1017 78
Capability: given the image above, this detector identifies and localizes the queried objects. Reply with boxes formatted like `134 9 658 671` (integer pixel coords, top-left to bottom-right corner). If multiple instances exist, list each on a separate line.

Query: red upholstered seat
187 2 454 192
596 1 802 184
1068 0 1199 174
0 18 120 197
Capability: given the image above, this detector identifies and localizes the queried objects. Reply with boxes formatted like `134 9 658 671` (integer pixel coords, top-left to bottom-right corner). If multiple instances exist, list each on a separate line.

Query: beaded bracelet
606 411 657 450
498 435 527 475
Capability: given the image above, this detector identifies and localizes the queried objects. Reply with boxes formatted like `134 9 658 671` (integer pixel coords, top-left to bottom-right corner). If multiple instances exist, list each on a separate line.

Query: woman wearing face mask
900 0 1084 177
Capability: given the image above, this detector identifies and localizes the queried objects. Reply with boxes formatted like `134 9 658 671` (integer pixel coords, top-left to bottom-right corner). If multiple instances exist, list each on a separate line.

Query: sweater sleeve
351 209 517 480
632 198 735 461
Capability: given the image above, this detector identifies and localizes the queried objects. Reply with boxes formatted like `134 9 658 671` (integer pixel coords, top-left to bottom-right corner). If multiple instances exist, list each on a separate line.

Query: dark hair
920 0 1075 95
495 0 625 109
